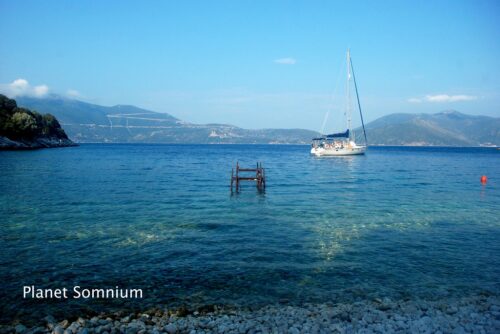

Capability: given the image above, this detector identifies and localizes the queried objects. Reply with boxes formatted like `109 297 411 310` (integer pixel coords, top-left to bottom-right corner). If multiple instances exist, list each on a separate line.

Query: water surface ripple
0 144 499 323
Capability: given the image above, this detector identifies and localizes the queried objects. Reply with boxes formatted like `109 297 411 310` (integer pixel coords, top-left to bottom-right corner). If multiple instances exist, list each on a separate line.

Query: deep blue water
0 144 499 323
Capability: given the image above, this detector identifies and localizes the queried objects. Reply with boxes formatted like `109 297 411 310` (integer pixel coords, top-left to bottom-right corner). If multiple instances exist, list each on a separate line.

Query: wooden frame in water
230 162 266 193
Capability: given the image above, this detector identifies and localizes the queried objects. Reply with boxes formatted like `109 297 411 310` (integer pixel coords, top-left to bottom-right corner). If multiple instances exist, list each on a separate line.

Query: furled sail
326 129 349 138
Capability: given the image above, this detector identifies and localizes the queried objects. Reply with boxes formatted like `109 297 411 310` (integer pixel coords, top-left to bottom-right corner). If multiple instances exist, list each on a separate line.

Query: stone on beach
1 295 499 334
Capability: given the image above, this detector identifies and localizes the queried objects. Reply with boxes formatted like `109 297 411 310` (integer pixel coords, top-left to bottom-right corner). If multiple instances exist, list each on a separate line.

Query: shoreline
2 295 498 334
0 136 77 150
35 142 499 149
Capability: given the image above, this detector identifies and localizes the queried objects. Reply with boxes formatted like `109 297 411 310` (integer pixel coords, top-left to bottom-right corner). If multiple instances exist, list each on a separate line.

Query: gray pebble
59 321 69 329
4 295 500 334
15 325 27 334
164 323 177 334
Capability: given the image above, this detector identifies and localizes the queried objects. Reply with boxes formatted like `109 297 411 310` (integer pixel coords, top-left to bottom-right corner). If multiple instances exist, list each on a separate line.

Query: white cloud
408 94 477 103
0 78 50 97
425 94 477 102
33 85 49 97
12 78 29 90
274 57 297 65
66 89 82 98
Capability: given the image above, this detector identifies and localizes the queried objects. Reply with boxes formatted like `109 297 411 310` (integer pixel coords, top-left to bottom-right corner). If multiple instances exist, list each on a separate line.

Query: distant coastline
16 96 499 147
66 142 499 149
0 135 76 150
368 144 499 148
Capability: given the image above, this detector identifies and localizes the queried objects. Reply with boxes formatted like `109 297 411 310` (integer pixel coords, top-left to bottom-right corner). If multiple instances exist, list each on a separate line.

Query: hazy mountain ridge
17 96 499 146
18 96 318 144
358 111 499 146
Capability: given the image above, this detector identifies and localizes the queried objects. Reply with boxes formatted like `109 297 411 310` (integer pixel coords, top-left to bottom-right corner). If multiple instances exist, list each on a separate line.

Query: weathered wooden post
236 162 239 192
230 168 234 193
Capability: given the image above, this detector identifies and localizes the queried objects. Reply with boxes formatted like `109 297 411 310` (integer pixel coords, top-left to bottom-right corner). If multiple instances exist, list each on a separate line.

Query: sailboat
311 49 368 156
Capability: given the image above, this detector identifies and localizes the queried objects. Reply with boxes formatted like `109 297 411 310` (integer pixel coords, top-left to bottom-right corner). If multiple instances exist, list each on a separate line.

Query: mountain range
17 96 316 144
17 96 499 146
358 111 499 146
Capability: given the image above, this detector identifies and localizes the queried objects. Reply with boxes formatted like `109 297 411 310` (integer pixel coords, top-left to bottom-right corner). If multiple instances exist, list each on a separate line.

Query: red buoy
480 175 488 184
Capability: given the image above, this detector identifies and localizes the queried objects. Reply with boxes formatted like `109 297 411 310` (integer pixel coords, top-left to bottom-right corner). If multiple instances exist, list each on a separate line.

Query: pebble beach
2 295 499 334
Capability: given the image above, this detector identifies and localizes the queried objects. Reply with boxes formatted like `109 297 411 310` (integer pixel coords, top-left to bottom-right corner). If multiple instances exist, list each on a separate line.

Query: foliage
0 94 68 141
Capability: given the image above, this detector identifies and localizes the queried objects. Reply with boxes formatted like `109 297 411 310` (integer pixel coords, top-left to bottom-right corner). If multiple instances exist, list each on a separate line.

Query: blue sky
0 0 499 131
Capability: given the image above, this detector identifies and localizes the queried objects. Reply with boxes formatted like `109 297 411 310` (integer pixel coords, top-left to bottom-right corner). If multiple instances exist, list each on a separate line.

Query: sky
0 0 499 131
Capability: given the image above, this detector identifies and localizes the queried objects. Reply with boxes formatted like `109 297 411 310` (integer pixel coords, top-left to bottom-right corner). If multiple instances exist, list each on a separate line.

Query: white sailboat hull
311 145 366 156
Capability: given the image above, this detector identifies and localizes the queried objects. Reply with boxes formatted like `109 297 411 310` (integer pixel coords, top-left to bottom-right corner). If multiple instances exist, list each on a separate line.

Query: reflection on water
0 145 499 323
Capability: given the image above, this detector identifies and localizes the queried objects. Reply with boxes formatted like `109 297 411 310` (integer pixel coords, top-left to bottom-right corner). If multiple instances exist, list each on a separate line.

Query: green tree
0 95 18 134
9 111 37 139
0 94 69 141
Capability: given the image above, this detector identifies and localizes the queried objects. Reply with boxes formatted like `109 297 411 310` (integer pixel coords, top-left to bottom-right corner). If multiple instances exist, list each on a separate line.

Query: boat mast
346 49 352 138
349 52 368 145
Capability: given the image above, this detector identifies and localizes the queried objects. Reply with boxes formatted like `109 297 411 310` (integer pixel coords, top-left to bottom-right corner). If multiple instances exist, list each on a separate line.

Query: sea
0 144 499 324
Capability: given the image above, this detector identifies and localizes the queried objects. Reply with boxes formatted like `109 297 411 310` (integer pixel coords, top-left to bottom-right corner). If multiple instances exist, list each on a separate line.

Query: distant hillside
0 95 75 149
17 96 318 144
357 111 499 146
17 96 499 146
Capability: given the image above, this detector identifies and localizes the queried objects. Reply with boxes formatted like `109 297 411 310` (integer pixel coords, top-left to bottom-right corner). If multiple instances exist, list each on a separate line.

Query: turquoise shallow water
0 144 499 323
